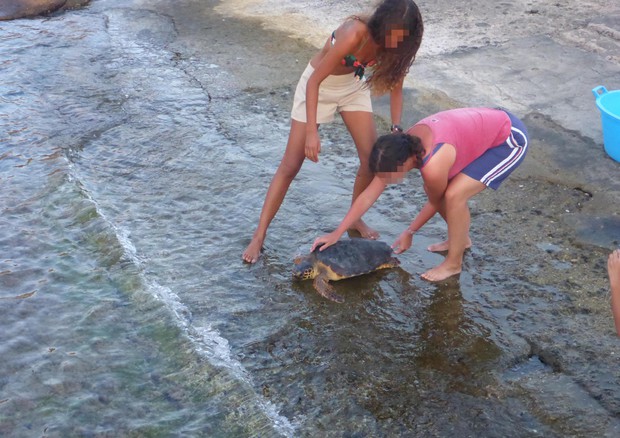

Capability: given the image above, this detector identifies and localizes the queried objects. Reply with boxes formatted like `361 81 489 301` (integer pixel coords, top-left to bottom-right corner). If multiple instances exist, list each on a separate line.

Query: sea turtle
293 238 400 303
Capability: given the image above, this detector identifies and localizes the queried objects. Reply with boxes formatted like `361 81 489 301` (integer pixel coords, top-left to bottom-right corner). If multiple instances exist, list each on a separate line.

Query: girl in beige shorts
243 0 424 263
290 63 374 124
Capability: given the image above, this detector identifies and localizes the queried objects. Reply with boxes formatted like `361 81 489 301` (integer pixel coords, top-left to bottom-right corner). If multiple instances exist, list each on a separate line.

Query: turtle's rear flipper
313 275 344 303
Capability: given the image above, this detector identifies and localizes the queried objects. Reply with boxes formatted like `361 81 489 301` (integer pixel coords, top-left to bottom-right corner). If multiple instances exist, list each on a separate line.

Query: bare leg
340 110 379 239
608 249 620 336
427 237 472 253
427 197 472 252
422 174 486 282
242 120 308 263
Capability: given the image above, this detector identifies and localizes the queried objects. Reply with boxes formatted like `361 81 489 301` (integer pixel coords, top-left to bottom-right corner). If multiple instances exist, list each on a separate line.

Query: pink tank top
415 108 511 179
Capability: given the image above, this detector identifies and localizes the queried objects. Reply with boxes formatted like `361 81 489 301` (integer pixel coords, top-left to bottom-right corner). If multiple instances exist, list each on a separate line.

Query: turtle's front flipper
313 274 344 303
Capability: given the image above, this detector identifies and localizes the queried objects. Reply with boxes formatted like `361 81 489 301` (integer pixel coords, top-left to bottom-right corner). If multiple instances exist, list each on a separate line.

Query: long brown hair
358 0 424 95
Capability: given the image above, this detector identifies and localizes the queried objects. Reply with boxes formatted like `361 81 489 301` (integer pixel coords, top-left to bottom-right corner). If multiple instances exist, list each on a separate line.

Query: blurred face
375 156 416 184
385 27 409 49
376 161 410 184
377 171 405 184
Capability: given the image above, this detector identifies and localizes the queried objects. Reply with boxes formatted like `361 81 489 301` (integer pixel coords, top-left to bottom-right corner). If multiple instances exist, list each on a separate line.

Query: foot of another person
242 236 264 264
427 237 472 252
421 261 461 282
350 219 380 240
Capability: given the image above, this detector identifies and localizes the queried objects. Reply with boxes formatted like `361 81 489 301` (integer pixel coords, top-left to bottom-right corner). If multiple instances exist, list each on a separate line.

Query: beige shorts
290 63 373 124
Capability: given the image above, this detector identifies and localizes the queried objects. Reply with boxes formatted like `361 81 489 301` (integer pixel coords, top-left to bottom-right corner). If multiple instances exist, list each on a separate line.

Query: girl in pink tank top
312 107 528 282
414 107 512 179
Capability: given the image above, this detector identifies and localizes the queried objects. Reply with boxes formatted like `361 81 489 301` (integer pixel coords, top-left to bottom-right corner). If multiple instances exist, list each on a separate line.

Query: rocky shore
3 0 620 433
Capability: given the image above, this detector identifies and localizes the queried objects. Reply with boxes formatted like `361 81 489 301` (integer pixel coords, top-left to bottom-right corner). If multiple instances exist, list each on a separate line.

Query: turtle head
292 256 317 281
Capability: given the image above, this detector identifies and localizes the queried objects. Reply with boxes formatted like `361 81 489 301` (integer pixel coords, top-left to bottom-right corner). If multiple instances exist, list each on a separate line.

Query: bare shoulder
335 18 368 43
406 123 428 137
421 143 455 178
435 142 456 161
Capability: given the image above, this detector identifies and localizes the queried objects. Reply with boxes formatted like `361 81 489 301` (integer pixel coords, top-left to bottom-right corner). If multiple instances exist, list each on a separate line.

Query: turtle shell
314 238 397 279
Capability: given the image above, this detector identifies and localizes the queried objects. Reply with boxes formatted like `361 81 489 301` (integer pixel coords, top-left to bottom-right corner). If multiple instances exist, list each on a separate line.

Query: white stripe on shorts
506 126 528 149
480 128 528 185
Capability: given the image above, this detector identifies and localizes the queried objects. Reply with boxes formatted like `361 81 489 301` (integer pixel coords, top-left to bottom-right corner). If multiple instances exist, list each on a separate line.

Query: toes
242 253 257 264
420 271 434 282
366 230 380 240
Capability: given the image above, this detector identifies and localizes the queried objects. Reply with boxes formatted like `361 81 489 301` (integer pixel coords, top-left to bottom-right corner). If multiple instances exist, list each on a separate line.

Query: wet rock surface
0 0 90 20
214 0 620 430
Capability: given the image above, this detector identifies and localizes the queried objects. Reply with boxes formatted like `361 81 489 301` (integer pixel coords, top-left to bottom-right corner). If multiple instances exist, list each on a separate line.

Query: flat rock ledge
0 0 90 21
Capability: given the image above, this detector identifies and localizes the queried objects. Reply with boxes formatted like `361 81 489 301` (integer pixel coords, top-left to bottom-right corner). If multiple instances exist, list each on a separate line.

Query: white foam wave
77 181 296 437
147 281 297 437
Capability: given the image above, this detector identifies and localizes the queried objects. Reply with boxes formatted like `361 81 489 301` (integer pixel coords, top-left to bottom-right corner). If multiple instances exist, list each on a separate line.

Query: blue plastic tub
592 86 620 162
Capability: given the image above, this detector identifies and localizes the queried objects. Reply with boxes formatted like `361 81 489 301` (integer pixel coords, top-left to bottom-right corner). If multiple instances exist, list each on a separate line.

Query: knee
444 186 468 207
276 160 302 180
356 161 373 178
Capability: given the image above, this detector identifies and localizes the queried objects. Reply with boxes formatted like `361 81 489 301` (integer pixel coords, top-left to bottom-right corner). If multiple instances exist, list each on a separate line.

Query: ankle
251 231 266 243
443 257 463 270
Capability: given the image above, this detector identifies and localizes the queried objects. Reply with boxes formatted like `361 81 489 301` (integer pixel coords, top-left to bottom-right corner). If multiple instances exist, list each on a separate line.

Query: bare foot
421 261 461 282
242 236 264 263
427 237 472 252
608 249 620 336
350 219 380 240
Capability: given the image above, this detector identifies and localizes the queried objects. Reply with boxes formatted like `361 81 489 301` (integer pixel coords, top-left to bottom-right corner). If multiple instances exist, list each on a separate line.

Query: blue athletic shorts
461 110 529 190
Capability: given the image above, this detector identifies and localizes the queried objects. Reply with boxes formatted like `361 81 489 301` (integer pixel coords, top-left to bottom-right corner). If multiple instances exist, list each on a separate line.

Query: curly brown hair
355 0 424 95
369 133 424 173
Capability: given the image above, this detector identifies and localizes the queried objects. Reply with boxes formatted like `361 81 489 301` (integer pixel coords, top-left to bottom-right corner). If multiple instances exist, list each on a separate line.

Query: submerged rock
0 0 90 21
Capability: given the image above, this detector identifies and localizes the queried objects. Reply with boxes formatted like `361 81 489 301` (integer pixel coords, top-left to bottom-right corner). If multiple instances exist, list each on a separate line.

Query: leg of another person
422 173 486 282
608 249 620 336
242 119 308 263
341 110 379 239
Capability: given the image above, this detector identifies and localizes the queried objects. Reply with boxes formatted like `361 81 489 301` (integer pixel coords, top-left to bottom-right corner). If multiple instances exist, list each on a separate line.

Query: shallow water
1 0 620 436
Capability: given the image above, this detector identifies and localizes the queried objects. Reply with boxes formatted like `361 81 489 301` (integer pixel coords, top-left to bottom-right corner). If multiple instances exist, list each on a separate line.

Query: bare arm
311 176 387 251
391 146 454 253
389 78 404 130
420 144 454 207
409 201 438 233
392 200 438 253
